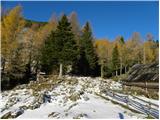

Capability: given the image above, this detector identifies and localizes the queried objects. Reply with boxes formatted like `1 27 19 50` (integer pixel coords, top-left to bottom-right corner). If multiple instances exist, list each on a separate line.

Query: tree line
1 6 159 89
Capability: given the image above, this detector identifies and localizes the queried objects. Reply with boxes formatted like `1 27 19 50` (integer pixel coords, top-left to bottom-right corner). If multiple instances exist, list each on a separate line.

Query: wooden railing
99 89 159 119
122 82 159 89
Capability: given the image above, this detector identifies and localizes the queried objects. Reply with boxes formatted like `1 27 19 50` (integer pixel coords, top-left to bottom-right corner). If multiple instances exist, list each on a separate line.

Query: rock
62 96 68 104
65 113 68 116
58 100 62 103
69 93 80 101
61 93 66 95
79 91 84 95
51 92 59 96
30 81 34 85
69 88 75 94
42 92 51 103
29 97 42 110
48 112 60 118
1 108 6 113
11 108 24 118
73 113 88 119
32 91 39 97
29 102 41 110
1 111 12 119
38 94 44 104
66 79 78 85
65 103 78 112
110 82 122 90
5 97 19 108
87 90 93 94
83 95 89 101
19 105 28 110
19 84 27 89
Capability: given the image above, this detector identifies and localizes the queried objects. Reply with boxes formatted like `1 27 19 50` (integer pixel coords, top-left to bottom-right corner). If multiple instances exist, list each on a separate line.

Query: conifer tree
41 15 78 77
80 22 98 75
56 15 77 78
40 32 58 74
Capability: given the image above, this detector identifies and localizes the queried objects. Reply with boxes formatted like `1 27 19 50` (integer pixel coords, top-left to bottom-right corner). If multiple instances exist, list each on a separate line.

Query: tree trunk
35 61 39 75
58 63 63 79
143 47 146 64
2 59 5 73
116 70 118 76
145 81 148 96
125 66 127 74
120 58 122 75
101 64 104 78
120 63 122 75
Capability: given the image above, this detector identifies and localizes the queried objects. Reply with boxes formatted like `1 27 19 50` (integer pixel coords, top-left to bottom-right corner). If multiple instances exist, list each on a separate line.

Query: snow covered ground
17 93 145 119
0 76 158 119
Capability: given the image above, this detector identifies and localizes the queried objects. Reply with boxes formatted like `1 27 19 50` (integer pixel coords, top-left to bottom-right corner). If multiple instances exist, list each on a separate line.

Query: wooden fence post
147 102 151 118
126 96 130 107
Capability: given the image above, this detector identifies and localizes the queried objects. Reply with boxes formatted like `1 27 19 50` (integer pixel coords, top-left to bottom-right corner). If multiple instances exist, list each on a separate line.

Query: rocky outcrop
124 63 159 82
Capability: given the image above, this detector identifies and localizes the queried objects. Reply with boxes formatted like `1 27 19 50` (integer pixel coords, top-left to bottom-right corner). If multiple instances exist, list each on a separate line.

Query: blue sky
2 1 159 41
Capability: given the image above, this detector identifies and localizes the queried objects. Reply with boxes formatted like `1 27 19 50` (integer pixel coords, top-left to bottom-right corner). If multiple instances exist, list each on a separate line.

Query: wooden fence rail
100 89 159 119
122 82 159 89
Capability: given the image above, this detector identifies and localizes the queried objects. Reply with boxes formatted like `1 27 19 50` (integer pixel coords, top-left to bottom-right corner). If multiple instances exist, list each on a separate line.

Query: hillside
25 19 47 27
0 76 158 119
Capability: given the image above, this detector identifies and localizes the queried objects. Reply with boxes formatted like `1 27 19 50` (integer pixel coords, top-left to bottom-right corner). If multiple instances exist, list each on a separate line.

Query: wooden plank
122 82 159 89
132 95 159 108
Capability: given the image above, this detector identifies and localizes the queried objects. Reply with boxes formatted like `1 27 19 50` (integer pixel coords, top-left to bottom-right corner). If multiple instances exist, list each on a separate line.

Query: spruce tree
41 15 77 76
40 32 58 74
112 45 120 76
55 15 77 78
79 22 98 75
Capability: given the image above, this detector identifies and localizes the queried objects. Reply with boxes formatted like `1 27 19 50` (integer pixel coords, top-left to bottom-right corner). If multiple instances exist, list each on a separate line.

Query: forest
1 5 159 90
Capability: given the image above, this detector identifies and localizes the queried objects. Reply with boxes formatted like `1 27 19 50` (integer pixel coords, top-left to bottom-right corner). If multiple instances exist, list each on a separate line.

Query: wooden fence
98 89 159 119
122 82 159 89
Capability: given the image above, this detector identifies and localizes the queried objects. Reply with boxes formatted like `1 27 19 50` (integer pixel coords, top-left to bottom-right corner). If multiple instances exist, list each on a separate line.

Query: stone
65 103 78 112
19 105 28 110
62 96 68 103
38 94 44 104
19 84 27 89
29 99 41 110
29 102 41 110
79 91 84 95
83 96 89 101
69 88 75 94
5 97 19 108
65 113 68 116
73 113 88 119
1 108 6 113
30 81 34 85
11 108 24 118
69 93 80 101
48 112 60 118
66 79 78 85
42 92 51 103
1 111 12 119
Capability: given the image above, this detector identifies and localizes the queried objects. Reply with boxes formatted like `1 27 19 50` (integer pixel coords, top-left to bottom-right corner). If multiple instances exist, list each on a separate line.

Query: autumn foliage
1 6 159 89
